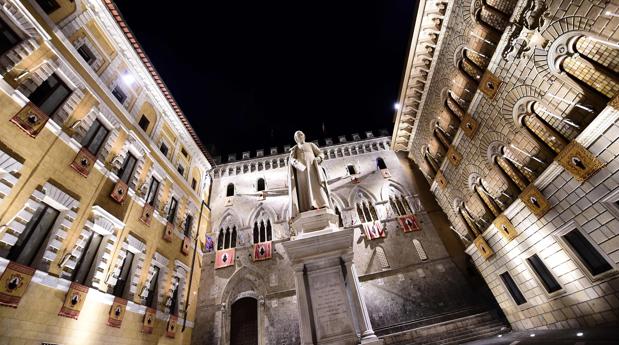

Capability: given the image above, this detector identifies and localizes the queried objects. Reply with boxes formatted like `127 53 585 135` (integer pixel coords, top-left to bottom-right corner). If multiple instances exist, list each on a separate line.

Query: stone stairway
380 310 509 345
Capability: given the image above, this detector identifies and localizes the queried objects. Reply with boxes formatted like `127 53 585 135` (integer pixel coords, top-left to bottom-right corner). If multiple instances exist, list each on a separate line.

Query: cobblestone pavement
463 328 619 345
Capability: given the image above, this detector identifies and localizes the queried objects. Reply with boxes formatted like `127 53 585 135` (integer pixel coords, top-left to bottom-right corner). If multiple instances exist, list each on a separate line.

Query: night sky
114 0 418 161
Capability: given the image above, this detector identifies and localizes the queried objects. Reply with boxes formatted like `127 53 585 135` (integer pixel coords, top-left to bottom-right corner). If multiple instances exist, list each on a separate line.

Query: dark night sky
114 1 418 161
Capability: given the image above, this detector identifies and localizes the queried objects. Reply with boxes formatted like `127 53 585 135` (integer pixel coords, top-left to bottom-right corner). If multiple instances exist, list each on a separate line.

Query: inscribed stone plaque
307 266 354 342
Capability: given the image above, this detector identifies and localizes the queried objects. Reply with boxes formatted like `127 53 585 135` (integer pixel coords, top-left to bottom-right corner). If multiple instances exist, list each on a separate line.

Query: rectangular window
112 86 127 104
145 266 159 308
181 148 188 157
563 229 613 276
36 0 60 14
170 280 179 316
7 204 59 266
0 18 19 56
29 73 71 116
77 44 96 65
145 178 160 206
167 197 178 224
184 214 193 237
500 271 527 306
177 164 185 176
526 254 561 294
160 142 169 157
138 115 150 132
81 119 109 155
113 251 134 298
118 154 137 183
191 178 197 190
72 232 103 285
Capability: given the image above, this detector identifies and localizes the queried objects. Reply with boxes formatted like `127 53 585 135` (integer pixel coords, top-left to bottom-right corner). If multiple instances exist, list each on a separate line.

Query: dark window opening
181 148 188 157
226 183 235 197
36 0 60 14
112 86 127 104
72 232 103 285
257 178 265 192
159 142 169 157
170 277 179 316
377 157 387 170
29 73 71 115
113 251 134 298
7 204 59 266
347 164 357 175
500 271 527 305
138 115 150 132
527 254 561 293
224 227 231 249
217 230 224 250
77 44 96 65
335 207 343 227
184 214 193 237
145 178 160 206
117 153 137 183
81 119 109 155
231 226 237 248
191 178 197 190
167 197 178 224
177 165 185 176
563 229 613 276
0 18 19 56
145 266 159 309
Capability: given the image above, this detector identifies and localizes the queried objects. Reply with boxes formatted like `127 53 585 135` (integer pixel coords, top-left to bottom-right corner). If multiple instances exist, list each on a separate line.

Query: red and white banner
58 282 89 319
142 307 156 334
215 248 236 269
253 242 272 261
363 221 385 240
0 261 35 308
107 297 127 328
166 315 178 338
398 215 421 233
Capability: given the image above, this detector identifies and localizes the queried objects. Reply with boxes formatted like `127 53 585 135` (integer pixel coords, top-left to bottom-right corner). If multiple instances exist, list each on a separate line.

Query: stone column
293 263 314 345
342 253 379 342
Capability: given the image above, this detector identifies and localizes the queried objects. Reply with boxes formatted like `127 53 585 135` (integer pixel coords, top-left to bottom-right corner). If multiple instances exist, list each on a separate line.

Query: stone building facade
192 134 492 345
393 0 619 331
0 1 212 344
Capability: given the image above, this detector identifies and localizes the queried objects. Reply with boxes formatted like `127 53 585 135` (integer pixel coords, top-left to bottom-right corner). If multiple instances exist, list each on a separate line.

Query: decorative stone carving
479 71 502 99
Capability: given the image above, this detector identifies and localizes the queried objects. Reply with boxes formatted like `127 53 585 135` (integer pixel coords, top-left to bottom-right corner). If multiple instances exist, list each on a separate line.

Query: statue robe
288 142 330 219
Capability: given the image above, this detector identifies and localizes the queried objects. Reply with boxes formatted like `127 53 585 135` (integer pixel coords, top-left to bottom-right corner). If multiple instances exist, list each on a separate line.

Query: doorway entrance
230 297 258 345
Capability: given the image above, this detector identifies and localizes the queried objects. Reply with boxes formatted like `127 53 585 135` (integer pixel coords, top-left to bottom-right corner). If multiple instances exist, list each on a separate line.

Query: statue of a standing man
288 131 332 219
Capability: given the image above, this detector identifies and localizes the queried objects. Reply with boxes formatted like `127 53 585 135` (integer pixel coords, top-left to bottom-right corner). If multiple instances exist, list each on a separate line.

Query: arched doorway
230 297 258 345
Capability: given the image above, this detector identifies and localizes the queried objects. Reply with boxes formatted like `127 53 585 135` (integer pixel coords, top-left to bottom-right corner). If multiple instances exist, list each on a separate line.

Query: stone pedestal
284 209 383 345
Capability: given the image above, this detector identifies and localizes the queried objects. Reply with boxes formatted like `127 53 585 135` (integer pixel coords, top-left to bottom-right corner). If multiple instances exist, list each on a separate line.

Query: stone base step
381 310 509 345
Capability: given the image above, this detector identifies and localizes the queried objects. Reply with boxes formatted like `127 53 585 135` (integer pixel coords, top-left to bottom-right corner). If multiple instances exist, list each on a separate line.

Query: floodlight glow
122 73 136 85
577 332 583 337
394 102 401 110
530 334 535 337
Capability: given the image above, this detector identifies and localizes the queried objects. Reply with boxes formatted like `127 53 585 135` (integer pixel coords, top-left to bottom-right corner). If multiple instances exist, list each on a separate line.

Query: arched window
335 207 344 227
376 158 387 170
472 179 501 217
494 153 528 193
226 183 235 197
253 219 272 243
217 231 224 250
457 204 480 239
257 178 265 192
521 112 568 155
356 201 378 223
347 164 357 175
390 195 411 217
224 227 231 249
231 227 237 248
560 36 619 100
413 239 428 261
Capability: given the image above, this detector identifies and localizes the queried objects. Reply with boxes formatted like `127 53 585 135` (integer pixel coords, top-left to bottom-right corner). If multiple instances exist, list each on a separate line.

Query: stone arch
136 102 158 135
501 85 544 125
464 164 485 191
348 185 378 206
380 180 410 201
220 265 267 305
246 204 279 226
330 191 348 210
478 130 510 165
218 208 243 229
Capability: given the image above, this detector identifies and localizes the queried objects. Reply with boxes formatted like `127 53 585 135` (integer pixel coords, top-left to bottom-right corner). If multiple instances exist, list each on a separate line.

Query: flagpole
182 200 207 332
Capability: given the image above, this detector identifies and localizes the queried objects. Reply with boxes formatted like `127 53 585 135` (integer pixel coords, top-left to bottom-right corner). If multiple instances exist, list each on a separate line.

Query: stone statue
288 131 331 219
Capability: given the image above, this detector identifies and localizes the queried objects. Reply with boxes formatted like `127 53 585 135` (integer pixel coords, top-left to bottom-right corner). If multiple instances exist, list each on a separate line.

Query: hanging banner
70 147 96 177
252 241 272 261
181 236 191 256
166 315 178 338
214 248 236 269
142 307 156 334
0 261 35 308
140 204 154 226
363 221 385 240
163 222 174 242
58 282 89 319
204 236 214 253
398 215 421 233
107 297 127 328
10 102 50 138
110 180 129 203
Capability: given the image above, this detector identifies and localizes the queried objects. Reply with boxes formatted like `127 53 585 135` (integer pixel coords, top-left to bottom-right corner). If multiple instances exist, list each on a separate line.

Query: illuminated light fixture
469 31 495 46
606 11 619 17
497 334 502 338
577 332 583 337
122 73 136 85
394 102 401 110
530 334 535 337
